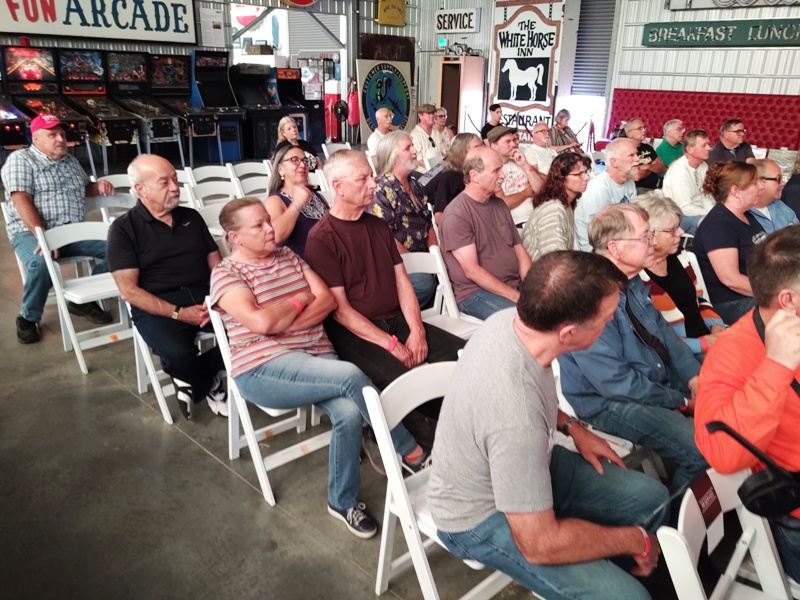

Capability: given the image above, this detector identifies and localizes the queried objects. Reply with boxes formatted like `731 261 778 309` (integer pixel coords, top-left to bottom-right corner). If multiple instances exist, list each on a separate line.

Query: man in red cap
1 114 115 344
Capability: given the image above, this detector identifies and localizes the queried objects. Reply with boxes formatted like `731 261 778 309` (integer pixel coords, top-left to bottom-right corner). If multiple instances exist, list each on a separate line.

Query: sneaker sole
207 398 229 418
17 333 41 344
327 505 377 539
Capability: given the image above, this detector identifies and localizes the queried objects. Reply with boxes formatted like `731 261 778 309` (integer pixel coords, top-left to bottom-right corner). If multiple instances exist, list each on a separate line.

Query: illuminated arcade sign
0 0 196 45
642 19 800 47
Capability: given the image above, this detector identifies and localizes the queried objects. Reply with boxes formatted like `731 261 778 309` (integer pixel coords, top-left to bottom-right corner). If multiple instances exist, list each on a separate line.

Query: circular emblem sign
279 0 318 6
361 62 411 132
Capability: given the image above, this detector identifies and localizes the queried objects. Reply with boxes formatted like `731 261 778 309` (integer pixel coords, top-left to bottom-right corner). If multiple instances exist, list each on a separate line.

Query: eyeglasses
761 176 788 184
281 156 310 166
567 169 590 178
535 129 550 135
615 231 655 244
653 226 681 236
728 129 747 135
435 114 447 119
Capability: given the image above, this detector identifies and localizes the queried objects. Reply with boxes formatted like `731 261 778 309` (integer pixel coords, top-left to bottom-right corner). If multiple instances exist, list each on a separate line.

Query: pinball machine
230 63 284 160
0 52 29 151
2 46 95 175
59 49 140 175
190 50 244 163
149 54 217 168
105 51 184 166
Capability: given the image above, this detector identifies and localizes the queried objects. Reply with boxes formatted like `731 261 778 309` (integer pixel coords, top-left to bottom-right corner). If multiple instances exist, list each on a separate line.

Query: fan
333 99 349 123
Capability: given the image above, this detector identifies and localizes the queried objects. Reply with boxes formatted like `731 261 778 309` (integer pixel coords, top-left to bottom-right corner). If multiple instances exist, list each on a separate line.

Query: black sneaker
16 315 40 344
402 450 432 474
68 301 113 324
327 502 378 539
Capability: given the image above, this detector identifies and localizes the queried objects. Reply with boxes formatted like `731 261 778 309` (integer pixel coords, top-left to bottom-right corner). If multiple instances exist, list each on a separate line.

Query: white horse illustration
501 60 544 101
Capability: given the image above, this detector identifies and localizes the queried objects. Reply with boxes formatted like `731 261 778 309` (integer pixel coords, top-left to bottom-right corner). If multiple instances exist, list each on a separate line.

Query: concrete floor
0 187 682 600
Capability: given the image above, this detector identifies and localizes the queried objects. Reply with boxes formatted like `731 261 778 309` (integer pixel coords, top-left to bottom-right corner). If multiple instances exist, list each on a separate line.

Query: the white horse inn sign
0 0 197 44
492 1 561 141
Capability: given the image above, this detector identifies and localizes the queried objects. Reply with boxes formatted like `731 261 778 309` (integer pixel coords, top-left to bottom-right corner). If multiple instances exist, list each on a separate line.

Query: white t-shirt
366 129 384 156
523 144 558 175
573 171 637 251
501 160 534 225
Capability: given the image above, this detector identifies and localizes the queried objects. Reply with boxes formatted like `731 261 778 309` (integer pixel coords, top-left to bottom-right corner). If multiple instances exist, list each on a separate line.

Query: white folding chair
85 193 138 223
98 173 133 194
187 164 232 186
227 161 270 197
366 152 378 177
318 189 335 207
657 469 792 600
178 167 194 186
427 203 441 245
35 223 132 374
186 180 240 209
307 170 329 192
262 159 273 179
206 297 332 506
363 362 518 600
679 249 709 303
322 142 351 159
401 246 483 340
179 184 196 209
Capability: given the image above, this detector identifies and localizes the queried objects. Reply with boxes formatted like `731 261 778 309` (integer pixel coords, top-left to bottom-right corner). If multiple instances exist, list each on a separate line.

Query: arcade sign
0 0 197 45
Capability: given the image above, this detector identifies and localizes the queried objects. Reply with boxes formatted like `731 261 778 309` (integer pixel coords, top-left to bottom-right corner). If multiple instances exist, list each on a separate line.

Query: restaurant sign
643 19 800 47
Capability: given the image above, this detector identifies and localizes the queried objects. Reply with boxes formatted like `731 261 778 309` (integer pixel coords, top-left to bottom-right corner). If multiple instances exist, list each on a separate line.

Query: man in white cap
1 115 115 344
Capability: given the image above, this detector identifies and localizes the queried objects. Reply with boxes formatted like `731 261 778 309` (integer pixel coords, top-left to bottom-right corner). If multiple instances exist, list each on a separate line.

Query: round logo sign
279 0 318 6
361 62 411 132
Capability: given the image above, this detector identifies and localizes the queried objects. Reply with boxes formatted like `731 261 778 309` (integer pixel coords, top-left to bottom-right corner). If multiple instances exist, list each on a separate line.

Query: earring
735 194 744 209
280 175 284 181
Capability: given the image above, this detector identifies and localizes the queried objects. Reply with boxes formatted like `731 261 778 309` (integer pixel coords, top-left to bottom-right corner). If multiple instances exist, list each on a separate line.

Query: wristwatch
171 305 181 320
558 416 578 436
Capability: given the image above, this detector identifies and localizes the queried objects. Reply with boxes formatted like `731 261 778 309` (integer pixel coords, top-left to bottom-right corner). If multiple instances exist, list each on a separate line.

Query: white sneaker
206 375 228 418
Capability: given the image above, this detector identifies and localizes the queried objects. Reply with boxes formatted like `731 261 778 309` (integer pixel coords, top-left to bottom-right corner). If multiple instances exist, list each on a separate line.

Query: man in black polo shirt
106 154 227 420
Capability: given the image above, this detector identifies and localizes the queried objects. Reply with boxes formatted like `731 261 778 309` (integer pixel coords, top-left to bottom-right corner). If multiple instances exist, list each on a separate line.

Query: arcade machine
2 46 94 175
149 54 217 168
190 50 244 164
105 51 184 167
274 68 308 143
229 63 284 160
0 54 29 151
59 49 140 175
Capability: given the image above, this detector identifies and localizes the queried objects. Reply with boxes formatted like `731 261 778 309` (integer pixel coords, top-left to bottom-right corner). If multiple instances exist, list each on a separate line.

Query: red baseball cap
30 114 63 134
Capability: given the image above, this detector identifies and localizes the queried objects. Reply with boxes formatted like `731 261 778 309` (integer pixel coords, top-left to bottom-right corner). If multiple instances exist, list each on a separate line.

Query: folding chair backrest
307 170 329 192
366 153 377 177
376 362 456 430
38 221 110 251
190 164 233 185
178 167 195 186
2 202 27 281
401 251 444 317
227 161 267 179
678 250 709 304
85 193 138 223
190 180 239 208
207 300 236 376
427 202 440 244
179 184 196 209
430 245 463 319
238 176 270 196
262 159 273 179
99 173 133 194
197 204 225 232
322 142 351 159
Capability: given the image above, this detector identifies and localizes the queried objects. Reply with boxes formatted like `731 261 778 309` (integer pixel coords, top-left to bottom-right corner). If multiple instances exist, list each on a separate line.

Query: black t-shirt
481 122 498 140
646 253 709 338
782 174 800 219
636 143 661 190
106 202 219 295
433 170 466 214
693 203 766 304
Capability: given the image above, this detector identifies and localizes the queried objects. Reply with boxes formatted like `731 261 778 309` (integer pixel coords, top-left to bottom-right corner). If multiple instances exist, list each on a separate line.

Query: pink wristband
636 526 651 559
288 298 303 314
386 335 398 352
700 336 709 353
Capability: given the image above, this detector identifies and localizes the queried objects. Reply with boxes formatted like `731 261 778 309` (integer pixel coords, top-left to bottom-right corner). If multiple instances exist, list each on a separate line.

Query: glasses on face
567 169 589 178
728 129 747 135
282 156 310 167
535 129 549 135
615 231 655 244
435 114 447 119
761 176 788 184
653 226 681 237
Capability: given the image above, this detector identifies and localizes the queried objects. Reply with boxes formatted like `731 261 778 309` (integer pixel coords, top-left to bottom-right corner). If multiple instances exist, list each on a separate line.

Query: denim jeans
438 446 669 600
130 285 224 402
10 230 108 322
584 400 708 494
457 288 516 320
771 516 800 582
679 215 701 236
713 297 756 326
408 272 437 310
235 352 417 511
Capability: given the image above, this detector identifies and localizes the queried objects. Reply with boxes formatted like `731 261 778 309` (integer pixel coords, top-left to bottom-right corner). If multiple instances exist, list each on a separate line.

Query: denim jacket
559 276 701 418
749 200 799 234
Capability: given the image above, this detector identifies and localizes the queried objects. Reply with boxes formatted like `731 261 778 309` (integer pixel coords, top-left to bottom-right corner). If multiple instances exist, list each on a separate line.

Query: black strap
625 292 671 366
753 307 800 398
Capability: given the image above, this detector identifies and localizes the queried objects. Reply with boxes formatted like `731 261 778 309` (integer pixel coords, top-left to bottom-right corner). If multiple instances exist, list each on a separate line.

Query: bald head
128 154 180 215
375 107 393 134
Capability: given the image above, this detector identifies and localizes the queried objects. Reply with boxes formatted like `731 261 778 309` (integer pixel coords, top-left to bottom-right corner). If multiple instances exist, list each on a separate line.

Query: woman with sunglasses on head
275 115 323 172
693 161 767 325
264 143 329 259
634 193 726 359
522 152 592 262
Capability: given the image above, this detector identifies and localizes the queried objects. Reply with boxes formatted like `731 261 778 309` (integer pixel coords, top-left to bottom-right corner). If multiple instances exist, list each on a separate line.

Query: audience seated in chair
430 133 481 224
428 251 669 600
488 125 544 227
370 130 437 309
409 103 443 172
1 114 115 344
107 154 227 421
706 118 755 166
623 118 665 192
210 197 429 539
634 193 726 359
662 129 715 235
559 204 708 493
366 107 393 156
523 122 559 176
750 158 798 234
655 119 686 169
439 146 532 320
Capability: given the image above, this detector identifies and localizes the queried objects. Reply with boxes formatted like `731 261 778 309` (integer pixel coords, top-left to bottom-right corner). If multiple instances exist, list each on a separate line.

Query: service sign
1 0 197 44
435 9 481 34
491 1 561 143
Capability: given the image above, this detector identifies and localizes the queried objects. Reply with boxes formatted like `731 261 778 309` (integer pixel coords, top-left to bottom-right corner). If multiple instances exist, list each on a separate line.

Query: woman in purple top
370 130 437 308
264 142 329 258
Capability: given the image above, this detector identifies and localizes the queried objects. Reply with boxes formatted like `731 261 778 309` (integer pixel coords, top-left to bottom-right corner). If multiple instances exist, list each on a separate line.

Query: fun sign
1 0 197 44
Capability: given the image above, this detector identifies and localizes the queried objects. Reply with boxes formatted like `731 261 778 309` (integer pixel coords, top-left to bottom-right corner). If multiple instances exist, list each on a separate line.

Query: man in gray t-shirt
428 251 670 600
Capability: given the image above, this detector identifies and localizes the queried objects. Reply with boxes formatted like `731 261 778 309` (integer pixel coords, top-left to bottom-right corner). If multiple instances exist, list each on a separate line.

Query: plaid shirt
1 145 88 237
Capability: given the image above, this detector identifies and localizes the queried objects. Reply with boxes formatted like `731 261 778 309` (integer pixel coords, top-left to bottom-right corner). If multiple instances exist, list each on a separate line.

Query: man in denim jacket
559 204 708 493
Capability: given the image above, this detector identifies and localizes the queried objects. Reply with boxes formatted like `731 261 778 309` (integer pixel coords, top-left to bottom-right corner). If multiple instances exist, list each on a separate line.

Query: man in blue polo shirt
107 154 227 420
1 114 115 344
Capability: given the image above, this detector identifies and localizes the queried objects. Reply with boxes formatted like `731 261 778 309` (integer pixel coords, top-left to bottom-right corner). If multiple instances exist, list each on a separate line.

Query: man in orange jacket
695 225 800 581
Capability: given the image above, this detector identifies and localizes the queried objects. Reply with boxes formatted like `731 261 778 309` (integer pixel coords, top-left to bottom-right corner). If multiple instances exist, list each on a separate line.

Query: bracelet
288 297 303 314
636 526 651 559
558 416 578 436
386 335 398 352
700 336 709 353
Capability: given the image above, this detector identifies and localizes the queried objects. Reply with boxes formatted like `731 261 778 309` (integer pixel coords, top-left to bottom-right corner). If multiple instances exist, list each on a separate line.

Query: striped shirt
209 248 334 378
522 200 575 262
1 145 89 237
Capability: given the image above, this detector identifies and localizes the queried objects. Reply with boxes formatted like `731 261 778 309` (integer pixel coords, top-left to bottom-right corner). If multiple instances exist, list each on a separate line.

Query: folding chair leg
133 330 174 425
234 391 278 506
228 379 241 460
57 300 88 374
376 489 399 595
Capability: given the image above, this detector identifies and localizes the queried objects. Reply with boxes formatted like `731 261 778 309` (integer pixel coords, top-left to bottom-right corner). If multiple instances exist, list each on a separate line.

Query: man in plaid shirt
2 115 115 344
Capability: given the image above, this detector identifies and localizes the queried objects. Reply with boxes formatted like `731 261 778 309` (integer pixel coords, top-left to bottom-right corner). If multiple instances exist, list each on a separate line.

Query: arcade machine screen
107 51 148 91
151 55 190 93
59 50 105 91
193 52 238 108
3 46 57 86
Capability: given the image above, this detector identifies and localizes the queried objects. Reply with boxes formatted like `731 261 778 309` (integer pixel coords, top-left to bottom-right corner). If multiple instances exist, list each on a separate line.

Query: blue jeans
438 447 669 600
235 352 417 511
585 400 708 494
714 297 756 326
771 516 800 582
10 230 108 322
409 272 437 310
680 215 701 235
457 288 516 320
